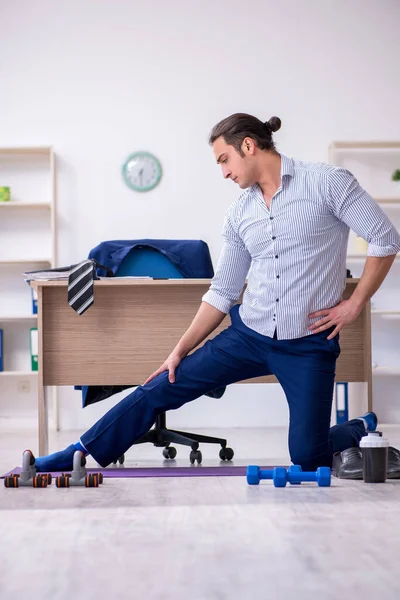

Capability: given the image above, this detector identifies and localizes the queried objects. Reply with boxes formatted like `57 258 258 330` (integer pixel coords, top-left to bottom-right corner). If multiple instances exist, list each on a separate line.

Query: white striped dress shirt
202 154 400 340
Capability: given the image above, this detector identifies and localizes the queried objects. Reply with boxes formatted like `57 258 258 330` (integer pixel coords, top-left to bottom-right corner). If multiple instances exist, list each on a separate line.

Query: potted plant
392 169 400 185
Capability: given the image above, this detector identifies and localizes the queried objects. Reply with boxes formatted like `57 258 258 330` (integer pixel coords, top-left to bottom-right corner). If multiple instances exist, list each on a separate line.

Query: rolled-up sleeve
327 167 400 257
202 213 251 313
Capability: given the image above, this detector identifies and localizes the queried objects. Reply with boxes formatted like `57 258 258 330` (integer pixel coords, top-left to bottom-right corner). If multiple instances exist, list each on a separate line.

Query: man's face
213 136 256 189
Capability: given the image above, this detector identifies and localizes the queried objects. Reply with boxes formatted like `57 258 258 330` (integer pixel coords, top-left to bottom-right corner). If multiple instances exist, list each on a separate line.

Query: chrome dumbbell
56 451 103 488
4 450 51 488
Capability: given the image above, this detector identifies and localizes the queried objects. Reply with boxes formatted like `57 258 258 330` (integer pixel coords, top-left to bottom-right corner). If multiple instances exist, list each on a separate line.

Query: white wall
0 0 399 431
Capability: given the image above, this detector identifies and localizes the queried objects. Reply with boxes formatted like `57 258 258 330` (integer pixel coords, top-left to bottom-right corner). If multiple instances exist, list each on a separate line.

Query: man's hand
143 351 185 385
308 299 362 339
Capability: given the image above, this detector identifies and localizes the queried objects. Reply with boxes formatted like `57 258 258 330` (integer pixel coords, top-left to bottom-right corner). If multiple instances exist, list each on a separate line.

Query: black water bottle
359 432 389 483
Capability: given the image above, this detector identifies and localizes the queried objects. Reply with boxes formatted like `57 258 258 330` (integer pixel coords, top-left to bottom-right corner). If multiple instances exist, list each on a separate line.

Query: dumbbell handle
257 469 274 480
287 472 317 483
257 468 320 483
256 469 318 483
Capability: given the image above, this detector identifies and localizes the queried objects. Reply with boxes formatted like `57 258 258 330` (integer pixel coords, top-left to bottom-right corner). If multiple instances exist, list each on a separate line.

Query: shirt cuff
201 289 234 314
367 244 400 257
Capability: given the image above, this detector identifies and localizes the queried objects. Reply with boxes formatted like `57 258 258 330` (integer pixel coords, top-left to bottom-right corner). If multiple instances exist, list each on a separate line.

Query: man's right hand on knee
143 351 183 385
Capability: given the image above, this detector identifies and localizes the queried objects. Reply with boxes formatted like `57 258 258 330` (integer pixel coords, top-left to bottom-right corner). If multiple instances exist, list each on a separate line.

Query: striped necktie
68 259 96 315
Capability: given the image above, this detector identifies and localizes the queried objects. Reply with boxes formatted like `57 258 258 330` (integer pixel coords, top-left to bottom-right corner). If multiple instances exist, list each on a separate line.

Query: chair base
127 412 234 464
134 426 227 450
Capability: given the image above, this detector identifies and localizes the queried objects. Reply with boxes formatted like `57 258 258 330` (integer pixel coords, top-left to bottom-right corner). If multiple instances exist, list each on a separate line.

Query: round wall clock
122 151 162 192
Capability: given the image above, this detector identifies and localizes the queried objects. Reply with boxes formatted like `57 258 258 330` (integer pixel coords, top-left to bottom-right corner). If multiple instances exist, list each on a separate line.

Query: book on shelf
31 286 38 313
30 328 38 371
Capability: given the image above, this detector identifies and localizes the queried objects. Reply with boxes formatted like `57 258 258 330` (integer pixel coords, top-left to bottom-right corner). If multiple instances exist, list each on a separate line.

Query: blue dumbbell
247 465 302 487
246 465 331 487
287 466 331 487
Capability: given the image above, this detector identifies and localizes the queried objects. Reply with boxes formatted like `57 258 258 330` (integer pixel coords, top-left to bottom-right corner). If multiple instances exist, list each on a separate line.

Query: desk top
36 276 369 386
31 277 359 288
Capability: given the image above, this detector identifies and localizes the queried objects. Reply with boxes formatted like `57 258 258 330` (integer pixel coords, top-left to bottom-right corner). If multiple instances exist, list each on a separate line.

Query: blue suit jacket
88 239 214 278
77 239 226 407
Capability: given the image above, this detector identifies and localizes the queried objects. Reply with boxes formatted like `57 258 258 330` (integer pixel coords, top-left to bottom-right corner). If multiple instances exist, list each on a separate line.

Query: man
35 113 400 473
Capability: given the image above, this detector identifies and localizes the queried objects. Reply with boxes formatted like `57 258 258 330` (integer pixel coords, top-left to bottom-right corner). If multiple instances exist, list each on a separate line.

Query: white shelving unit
0 147 57 428
372 367 400 376
0 371 38 377
346 254 400 262
329 141 400 390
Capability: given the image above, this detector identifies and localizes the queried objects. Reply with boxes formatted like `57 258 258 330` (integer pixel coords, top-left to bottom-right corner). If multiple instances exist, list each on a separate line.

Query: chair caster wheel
163 447 177 459
113 454 125 465
219 447 234 461
190 450 202 465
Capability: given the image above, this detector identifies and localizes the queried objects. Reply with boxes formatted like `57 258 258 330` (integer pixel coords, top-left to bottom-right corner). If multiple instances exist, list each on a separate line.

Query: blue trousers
82 304 366 469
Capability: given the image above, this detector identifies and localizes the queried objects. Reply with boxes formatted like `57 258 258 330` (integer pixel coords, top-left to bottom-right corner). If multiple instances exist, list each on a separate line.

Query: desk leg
38 384 49 456
37 285 49 456
367 380 372 412
364 300 373 412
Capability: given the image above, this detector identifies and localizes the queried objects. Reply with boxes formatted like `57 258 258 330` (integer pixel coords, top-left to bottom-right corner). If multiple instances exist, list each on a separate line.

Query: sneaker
359 411 378 432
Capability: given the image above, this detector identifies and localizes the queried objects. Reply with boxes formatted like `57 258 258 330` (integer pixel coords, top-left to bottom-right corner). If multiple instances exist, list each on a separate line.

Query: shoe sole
332 470 363 480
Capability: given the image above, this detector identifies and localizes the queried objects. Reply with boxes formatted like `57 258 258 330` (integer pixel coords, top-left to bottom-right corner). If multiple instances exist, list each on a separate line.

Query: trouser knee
289 446 329 471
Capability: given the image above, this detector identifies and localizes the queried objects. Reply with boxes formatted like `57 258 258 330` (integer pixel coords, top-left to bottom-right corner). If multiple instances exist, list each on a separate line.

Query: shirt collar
250 154 294 198
280 154 295 179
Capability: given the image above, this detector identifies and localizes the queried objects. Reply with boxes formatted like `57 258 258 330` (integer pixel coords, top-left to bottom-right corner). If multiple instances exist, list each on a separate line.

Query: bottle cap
359 431 389 448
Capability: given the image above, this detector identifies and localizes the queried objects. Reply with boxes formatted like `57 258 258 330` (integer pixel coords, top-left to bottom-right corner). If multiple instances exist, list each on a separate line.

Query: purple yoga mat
1 465 275 479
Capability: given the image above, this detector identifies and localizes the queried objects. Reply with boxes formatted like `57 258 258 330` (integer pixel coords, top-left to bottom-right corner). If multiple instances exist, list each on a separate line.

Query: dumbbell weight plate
56 475 70 488
246 465 260 485
33 475 48 488
85 474 100 487
4 475 19 488
273 467 287 488
287 465 302 485
316 466 331 487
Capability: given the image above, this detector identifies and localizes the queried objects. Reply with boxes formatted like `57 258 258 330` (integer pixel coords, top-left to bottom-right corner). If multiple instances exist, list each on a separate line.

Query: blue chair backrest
115 247 184 278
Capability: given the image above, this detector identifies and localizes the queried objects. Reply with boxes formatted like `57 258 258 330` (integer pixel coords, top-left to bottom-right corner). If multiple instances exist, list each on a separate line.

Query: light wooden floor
1 426 400 600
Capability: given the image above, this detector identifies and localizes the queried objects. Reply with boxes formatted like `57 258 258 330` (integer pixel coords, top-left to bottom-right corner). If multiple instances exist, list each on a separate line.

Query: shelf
0 147 52 155
0 371 38 377
371 310 400 315
0 259 52 265
372 367 400 376
0 315 37 322
0 202 52 209
375 199 400 206
330 141 400 150
347 254 400 262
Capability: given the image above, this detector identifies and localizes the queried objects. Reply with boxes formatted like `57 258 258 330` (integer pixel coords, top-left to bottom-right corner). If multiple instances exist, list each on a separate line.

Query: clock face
122 151 162 192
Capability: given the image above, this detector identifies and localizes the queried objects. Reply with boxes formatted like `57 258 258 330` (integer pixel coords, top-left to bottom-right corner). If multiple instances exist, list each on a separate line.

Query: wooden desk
33 278 372 455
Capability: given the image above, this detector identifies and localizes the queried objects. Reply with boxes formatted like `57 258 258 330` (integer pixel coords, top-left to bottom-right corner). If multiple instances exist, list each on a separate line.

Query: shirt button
270 216 274 220
273 318 276 321
276 275 280 278
276 298 279 302
272 236 276 240
275 255 278 258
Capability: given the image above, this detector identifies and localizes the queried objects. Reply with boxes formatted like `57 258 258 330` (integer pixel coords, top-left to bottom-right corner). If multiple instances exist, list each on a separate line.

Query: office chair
113 244 234 465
